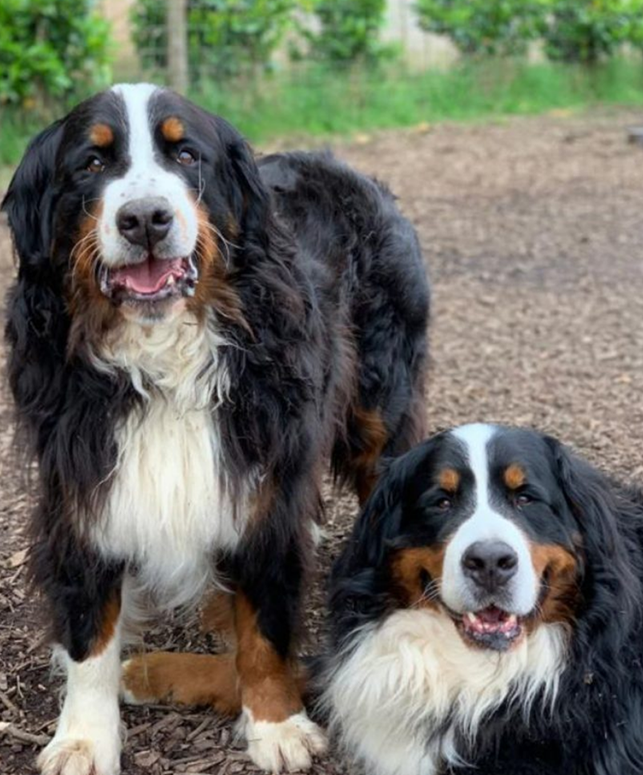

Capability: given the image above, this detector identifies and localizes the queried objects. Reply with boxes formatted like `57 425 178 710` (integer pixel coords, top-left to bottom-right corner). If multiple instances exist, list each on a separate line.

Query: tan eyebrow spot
89 123 113 147
438 468 460 492
504 464 526 490
161 117 185 142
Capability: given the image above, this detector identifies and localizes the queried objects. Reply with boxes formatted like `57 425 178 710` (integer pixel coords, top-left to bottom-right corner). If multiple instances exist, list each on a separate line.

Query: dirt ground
2 107 643 774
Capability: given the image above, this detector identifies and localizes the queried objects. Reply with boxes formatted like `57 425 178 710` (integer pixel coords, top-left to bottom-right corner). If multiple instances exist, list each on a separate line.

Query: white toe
242 709 328 772
37 736 120 775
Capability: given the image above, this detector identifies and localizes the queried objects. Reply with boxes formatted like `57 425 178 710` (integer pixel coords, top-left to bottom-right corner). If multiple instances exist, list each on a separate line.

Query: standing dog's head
2 83 267 339
333 423 639 653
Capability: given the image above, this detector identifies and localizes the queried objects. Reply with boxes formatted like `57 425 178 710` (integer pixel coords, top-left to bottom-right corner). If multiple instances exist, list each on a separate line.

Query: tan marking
390 546 446 610
67 201 121 355
227 212 240 239
504 464 526 490
235 592 303 723
188 205 249 330
161 116 185 143
89 123 113 147
91 590 121 656
350 406 388 504
438 468 460 493
122 651 241 716
529 543 579 628
249 474 277 528
201 591 236 644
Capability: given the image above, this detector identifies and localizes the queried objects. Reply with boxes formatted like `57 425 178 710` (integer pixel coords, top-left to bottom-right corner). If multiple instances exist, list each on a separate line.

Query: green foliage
543 0 643 64
415 0 545 57
131 0 297 81
305 0 392 65
192 58 643 143
0 0 111 108
4 58 643 174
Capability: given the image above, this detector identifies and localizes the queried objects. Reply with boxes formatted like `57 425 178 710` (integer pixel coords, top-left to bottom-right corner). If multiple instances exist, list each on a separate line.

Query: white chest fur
90 311 248 606
324 609 566 775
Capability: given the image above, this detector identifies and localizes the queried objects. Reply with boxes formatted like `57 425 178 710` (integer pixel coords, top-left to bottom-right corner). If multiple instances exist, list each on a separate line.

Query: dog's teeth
466 612 477 623
507 614 517 625
166 275 175 287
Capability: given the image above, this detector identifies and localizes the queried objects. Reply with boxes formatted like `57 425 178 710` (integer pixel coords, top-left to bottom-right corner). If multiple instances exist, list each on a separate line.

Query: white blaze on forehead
113 82 159 176
441 423 539 615
98 83 199 267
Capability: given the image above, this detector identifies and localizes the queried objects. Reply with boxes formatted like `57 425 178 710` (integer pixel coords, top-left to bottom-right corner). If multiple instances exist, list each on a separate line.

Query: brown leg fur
235 592 303 723
121 651 241 716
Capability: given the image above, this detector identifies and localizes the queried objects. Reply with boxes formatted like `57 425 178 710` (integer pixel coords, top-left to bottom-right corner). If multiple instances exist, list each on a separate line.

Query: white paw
242 710 327 772
37 735 121 775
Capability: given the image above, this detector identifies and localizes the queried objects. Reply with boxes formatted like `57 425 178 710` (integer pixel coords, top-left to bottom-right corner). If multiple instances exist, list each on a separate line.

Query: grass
195 58 643 142
2 57 643 181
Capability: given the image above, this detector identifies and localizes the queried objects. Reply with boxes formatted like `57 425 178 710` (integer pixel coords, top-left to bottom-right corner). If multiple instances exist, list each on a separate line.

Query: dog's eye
436 497 452 511
86 156 105 173
515 493 532 507
177 149 196 166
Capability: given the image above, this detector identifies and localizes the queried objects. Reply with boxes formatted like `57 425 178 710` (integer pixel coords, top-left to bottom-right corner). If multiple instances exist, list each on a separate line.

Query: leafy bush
306 0 392 65
415 0 545 57
416 0 643 64
0 0 111 108
542 0 643 64
131 0 297 81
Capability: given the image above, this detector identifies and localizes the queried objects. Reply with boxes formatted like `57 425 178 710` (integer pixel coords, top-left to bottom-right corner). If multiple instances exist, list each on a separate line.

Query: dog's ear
3 120 68 440
211 116 273 246
327 456 411 646
547 437 641 621
2 119 64 267
340 460 406 575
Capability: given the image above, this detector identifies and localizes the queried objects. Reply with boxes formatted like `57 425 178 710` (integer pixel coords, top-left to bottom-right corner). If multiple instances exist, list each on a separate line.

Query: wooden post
167 0 188 93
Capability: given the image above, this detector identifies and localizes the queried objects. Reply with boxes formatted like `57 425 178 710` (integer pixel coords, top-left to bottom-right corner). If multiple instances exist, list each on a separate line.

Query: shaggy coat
3 84 429 774
321 424 643 775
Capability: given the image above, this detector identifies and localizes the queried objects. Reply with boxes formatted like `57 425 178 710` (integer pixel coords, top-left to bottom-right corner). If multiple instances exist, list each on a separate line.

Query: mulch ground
2 107 643 774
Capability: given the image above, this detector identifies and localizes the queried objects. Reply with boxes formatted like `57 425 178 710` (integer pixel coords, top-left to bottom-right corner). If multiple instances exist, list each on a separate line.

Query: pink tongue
113 257 183 294
476 606 506 625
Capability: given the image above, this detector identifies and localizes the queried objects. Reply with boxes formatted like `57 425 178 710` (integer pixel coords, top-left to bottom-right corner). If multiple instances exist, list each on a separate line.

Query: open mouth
456 605 523 651
99 255 198 303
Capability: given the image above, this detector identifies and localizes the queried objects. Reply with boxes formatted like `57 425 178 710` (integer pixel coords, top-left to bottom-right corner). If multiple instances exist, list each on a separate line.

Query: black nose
116 197 174 249
462 540 518 591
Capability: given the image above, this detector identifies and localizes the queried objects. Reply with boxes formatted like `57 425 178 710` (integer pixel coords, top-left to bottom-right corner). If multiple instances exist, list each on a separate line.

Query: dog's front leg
233 531 327 773
35 542 125 775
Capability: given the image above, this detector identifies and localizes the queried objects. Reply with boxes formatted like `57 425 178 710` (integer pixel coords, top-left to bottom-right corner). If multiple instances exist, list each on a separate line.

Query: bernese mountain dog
2 83 429 775
321 423 643 775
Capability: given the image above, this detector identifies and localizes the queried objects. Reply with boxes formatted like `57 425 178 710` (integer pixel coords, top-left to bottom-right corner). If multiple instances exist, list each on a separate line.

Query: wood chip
0 721 49 746
2 548 27 569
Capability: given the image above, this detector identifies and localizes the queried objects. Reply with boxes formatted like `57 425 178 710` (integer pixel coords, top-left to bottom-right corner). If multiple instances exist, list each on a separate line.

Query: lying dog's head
334 423 637 653
2 83 264 336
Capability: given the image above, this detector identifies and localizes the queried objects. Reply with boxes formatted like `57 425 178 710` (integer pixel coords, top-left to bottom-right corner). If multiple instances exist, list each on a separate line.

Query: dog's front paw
37 734 120 775
242 710 327 772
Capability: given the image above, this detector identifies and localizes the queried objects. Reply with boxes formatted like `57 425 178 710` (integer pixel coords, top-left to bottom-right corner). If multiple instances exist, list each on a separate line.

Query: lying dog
321 423 643 775
2 83 429 774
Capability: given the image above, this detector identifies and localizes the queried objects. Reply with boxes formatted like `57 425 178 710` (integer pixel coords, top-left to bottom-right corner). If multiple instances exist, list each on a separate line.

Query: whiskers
69 227 102 289
81 196 102 221
197 218 241 268
193 156 205 206
412 577 443 609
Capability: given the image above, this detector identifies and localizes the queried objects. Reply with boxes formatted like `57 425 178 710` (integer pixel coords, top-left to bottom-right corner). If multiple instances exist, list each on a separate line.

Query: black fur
325 427 643 775
2 88 429 671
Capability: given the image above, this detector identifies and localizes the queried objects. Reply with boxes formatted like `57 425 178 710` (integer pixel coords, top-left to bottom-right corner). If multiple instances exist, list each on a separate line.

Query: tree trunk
167 0 188 94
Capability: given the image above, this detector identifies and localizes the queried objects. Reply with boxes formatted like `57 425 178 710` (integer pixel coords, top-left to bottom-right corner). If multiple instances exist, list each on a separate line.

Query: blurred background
2 0 643 177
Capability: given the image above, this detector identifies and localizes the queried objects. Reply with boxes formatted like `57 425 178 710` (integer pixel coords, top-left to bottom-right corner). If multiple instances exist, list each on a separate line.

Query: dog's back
260 151 430 501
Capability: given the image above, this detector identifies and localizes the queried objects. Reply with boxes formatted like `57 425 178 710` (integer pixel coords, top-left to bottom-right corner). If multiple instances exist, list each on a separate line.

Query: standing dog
322 424 643 775
3 84 429 774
